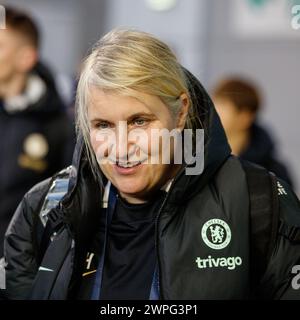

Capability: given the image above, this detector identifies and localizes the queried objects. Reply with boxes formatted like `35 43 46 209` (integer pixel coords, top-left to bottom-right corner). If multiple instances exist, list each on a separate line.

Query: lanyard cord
91 182 159 300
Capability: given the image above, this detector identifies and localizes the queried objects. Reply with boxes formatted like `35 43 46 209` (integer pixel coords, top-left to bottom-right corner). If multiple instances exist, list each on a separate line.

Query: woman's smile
113 161 143 175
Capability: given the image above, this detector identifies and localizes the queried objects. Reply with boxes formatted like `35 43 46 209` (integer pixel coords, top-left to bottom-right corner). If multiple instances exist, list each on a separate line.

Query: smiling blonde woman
3 29 300 300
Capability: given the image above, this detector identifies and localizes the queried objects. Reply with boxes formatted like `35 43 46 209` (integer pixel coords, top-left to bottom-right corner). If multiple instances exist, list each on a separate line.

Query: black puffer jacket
3 71 300 300
0 62 74 257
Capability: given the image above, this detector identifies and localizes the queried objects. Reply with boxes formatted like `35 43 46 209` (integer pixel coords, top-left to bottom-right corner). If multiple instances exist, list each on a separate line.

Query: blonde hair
76 28 199 177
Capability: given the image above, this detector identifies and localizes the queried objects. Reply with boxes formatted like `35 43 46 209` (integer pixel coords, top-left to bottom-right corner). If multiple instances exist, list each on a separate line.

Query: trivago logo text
195 255 243 270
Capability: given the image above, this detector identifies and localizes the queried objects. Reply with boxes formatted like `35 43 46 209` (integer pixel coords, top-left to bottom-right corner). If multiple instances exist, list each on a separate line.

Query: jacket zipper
155 167 186 300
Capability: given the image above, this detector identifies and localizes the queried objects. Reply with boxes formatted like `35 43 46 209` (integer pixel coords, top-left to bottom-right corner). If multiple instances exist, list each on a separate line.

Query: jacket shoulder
212 155 249 200
258 177 300 299
276 179 300 226
26 178 52 202
6 177 52 237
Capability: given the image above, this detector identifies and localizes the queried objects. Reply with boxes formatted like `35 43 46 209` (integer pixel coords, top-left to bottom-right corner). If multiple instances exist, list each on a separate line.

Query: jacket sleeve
3 179 51 300
259 178 300 299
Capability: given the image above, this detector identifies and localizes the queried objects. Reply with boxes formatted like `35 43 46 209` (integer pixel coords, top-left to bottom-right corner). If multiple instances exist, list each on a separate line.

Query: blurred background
1 0 300 193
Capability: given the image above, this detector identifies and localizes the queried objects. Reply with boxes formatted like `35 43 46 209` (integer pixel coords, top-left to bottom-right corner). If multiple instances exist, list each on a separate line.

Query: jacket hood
66 68 231 205
165 68 232 203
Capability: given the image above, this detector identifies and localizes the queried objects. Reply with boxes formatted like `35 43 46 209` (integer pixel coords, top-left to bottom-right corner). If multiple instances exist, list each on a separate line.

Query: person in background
212 77 293 187
0 7 74 257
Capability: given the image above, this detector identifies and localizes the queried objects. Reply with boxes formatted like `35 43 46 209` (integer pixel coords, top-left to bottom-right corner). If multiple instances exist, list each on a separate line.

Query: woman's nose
113 121 127 160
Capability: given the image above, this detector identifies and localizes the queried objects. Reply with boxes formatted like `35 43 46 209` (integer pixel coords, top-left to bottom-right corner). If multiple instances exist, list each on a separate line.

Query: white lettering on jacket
195 255 242 270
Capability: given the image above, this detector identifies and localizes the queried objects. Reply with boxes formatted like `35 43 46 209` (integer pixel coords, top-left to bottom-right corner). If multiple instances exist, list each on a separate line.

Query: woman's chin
115 180 146 196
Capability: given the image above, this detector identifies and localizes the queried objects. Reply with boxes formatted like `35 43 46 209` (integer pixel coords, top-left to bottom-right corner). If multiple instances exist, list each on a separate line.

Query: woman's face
88 87 185 203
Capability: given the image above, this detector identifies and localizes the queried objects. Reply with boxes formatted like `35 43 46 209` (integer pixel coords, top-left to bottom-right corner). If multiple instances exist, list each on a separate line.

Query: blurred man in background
0 7 74 257
212 77 293 187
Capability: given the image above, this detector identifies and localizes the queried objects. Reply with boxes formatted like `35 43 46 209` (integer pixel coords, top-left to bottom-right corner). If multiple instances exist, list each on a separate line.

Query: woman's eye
96 122 110 129
133 118 147 126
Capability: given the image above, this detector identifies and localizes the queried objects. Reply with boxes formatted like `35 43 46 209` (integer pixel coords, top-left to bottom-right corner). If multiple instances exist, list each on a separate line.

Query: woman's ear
176 93 190 131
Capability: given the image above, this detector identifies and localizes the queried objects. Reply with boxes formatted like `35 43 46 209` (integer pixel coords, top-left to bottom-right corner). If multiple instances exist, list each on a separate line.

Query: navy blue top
99 190 166 299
